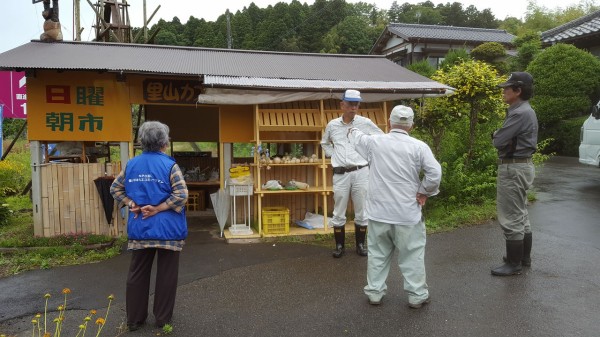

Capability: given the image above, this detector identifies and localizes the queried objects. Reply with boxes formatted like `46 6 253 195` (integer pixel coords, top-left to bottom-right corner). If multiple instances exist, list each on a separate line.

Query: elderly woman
110 121 188 331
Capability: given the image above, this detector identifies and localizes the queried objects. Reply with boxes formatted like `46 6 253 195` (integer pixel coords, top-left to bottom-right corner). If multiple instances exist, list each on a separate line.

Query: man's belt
497 157 532 165
333 165 367 174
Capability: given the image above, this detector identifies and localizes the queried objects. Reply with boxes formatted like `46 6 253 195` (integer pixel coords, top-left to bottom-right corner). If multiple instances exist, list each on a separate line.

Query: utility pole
74 0 81 40
226 9 232 49
143 0 148 42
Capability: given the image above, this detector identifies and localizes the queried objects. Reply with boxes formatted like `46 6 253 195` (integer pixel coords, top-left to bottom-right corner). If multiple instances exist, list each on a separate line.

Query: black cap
498 72 533 88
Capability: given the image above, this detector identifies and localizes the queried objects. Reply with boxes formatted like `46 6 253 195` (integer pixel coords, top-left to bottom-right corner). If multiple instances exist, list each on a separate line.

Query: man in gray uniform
321 90 383 258
491 72 538 276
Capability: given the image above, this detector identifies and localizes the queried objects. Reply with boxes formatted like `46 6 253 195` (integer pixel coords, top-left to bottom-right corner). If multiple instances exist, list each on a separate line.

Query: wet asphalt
1 156 599 337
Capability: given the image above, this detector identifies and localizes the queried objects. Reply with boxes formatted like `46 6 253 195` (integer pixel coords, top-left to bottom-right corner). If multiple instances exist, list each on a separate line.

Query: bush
471 42 506 62
406 59 436 78
532 95 591 125
0 202 12 227
0 159 28 196
528 44 600 120
540 116 588 156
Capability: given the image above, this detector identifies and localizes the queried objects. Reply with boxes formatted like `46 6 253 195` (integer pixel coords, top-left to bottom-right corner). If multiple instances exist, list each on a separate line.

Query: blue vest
124 152 187 240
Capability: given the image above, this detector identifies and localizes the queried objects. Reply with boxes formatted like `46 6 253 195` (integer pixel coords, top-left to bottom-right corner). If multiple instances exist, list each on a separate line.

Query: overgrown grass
0 195 125 278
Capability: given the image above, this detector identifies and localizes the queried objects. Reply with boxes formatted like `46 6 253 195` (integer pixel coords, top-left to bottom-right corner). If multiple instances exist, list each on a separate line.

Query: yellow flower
85 316 91 321
44 333 51 337
31 319 37 324
44 293 51 299
35 313 41 318
108 294 115 300
62 288 71 294
95 317 105 325
79 324 85 329
57 305 64 311
89 309 97 315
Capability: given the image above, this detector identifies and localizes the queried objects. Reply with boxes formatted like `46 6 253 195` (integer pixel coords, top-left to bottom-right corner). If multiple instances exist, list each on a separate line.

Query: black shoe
503 233 532 266
332 244 345 258
128 323 143 331
356 243 368 256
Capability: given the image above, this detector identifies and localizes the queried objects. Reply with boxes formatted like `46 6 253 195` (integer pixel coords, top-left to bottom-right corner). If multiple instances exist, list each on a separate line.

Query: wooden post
30 141 44 236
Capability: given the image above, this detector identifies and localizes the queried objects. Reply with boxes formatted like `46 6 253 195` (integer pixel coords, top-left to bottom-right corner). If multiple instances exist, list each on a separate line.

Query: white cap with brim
389 105 414 125
342 89 362 102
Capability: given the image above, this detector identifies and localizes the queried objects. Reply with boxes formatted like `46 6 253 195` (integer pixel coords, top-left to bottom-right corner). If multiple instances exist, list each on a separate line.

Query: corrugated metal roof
0 40 437 84
541 9 600 43
387 23 515 44
204 75 448 92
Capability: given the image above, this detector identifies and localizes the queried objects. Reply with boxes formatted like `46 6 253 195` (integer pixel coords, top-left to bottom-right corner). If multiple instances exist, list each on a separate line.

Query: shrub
539 116 588 156
471 42 506 63
439 48 471 71
406 59 436 78
0 159 28 197
0 202 12 227
528 44 600 120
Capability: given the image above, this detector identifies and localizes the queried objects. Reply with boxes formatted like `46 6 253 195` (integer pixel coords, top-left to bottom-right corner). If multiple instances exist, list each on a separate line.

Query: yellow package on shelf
229 165 250 178
262 207 290 234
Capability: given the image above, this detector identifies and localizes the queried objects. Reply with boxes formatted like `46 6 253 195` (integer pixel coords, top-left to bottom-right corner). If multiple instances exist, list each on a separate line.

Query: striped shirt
111 162 188 251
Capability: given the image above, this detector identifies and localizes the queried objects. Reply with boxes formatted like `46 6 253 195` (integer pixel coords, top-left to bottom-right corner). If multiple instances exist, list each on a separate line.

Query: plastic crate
262 207 290 234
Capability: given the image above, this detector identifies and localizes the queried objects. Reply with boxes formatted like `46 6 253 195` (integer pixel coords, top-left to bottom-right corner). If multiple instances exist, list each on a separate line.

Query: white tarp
198 87 453 105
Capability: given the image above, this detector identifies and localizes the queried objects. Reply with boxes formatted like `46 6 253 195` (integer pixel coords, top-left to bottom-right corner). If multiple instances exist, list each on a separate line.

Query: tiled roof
0 41 443 90
387 23 515 44
541 9 600 43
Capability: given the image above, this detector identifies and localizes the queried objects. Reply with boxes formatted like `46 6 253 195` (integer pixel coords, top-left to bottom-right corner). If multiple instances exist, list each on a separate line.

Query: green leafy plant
162 324 174 334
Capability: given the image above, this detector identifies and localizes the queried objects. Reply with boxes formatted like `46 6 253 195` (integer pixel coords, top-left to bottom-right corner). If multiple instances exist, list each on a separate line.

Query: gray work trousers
496 162 535 240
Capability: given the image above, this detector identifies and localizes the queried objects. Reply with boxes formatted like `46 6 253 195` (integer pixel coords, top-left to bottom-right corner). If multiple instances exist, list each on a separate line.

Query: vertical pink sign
0 71 27 119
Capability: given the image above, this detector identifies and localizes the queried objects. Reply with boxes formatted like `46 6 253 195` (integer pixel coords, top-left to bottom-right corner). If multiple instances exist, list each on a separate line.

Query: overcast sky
0 0 594 53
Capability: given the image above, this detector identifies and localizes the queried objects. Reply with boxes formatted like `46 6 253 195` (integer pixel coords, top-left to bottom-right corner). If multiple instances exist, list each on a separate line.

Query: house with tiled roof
541 9 600 57
370 23 516 67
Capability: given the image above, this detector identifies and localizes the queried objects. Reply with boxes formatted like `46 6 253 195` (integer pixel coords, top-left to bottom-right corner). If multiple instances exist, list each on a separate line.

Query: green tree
509 32 541 71
321 16 375 54
431 60 505 164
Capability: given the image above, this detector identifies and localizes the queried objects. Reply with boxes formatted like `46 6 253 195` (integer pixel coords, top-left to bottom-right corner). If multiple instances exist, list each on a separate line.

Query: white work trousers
331 167 368 227
364 219 429 305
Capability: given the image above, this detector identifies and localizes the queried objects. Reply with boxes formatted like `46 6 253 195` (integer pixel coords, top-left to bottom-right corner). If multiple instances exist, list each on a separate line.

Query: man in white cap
321 89 383 258
348 105 441 309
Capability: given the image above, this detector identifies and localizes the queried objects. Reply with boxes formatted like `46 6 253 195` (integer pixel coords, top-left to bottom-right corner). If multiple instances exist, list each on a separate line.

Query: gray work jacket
493 100 538 158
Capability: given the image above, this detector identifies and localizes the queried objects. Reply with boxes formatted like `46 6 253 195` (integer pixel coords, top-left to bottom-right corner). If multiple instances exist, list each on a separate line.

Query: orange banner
27 71 132 141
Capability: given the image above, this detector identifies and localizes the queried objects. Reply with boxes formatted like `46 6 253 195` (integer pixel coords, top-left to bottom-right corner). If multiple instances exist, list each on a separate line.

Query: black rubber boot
492 240 523 276
332 226 345 258
355 225 368 256
522 232 532 267
502 232 532 267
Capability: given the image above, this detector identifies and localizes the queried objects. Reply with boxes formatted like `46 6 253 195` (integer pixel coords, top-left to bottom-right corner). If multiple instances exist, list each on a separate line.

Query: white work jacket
321 115 383 168
350 128 442 225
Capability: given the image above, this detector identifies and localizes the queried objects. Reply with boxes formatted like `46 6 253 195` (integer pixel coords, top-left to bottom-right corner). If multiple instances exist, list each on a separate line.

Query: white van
579 100 600 167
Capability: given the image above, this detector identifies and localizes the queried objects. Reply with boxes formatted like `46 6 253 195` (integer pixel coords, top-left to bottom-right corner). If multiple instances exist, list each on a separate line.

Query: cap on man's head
342 89 362 102
498 72 533 88
389 105 414 125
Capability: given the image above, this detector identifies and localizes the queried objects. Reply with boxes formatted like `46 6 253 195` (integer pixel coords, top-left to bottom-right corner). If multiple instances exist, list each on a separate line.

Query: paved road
1 156 599 337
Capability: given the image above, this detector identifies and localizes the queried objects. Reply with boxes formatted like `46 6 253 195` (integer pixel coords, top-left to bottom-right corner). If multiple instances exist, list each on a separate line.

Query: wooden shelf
255 186 332 194
253 139 321 143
